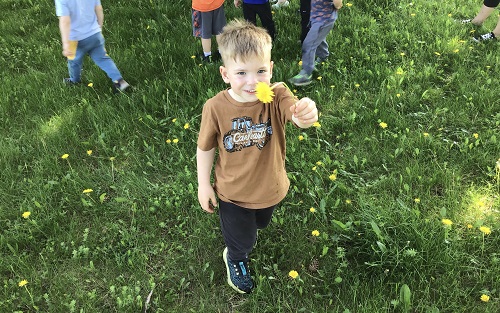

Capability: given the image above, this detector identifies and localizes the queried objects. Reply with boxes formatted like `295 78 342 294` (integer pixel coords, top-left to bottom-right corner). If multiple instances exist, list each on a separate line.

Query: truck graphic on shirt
223 116 272 152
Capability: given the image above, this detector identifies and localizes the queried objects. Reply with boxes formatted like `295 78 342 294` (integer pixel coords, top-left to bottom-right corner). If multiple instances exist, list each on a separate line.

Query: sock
204 51 212 57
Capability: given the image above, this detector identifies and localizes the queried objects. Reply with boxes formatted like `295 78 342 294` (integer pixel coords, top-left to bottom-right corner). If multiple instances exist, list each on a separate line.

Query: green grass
1 0 499 312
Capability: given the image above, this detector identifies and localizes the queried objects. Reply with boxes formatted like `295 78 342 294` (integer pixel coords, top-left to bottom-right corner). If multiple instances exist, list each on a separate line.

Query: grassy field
1 0 499 312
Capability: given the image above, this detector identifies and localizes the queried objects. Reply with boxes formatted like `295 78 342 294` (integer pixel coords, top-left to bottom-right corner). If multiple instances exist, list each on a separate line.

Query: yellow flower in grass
184 123 190 130
166 139 171 143
400 52 405 56
309 207 316 213
379 122 388 129
473 133 479 139
298 60 303 66
83 189 93 194
441 219 453 226
61 154 69 159
479 226 491 235
423 132 429 137
316 161 323 166
317 76 322 81
434 52 441 56
173 138 179 144
467 224 473 229
87 83 93 87
312 166 317 171
22 211 31 219
298 135 304 141
480 294 490 302
312 122 321 128
288 270 299 279
329 169 338 181
311 230 320 237
87 150 93 156
345 199 352 204
255 82 275 104
18 280 28 287
172 118 177 123
414 198 420 203
346 2 352 7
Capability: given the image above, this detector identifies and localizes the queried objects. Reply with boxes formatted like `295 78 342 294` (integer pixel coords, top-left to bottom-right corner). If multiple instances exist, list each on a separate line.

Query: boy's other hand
291 97 318 127
234 0 241 8
333 0 343 10
198 184 218 213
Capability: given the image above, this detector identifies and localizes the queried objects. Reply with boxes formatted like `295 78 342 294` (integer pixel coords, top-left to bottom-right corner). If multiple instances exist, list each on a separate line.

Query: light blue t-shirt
55 0 102 41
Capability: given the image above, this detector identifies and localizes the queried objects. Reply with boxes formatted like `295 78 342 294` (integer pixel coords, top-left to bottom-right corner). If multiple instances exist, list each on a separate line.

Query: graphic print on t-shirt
223 115 272 152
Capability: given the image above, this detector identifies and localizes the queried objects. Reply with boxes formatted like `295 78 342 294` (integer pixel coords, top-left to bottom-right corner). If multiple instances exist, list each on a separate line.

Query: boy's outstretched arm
291 97 319 128
58 16 72 57
95 5 104 28
197 147 217 213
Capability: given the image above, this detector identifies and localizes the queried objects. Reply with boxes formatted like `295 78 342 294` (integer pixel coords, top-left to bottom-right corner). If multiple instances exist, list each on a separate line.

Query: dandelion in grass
166 139 171 143
316 161 323 166
173 138 179 144
414 198 420 203
453 49 459 53
396 68 404 75
396 93 401 98
346 2 352 7
312 122 321 128
61 154 69 159
434 52 441 56
479 226 491 235
480 294 490 302
410 13 416 17
88 83 93 87
345 199 352 204
298 135 304 141
191 55 196 59
309 207 316 213
311 230 320 237
330 85 335 88
423 132 429 137
355 83 360 88
18 280 28 287
379 122 388 129
184 123 190 130
109 156 116 161
329 169 338 181
442 219 453 226
172 118 177 123
22 211 31 219
83 189 93 194
400 52 405 56
255 82 275 104
473 133 479 139
312 166 317 171
87 150 93 156
317 76 322 81
467 224 473 229
288 270 299 279
298 60 303 66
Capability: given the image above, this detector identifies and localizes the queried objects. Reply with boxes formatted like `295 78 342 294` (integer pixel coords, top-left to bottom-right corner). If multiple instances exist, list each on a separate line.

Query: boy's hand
234 0 241 7
198 184 218 213
333 0 343 9
291 97 318 128
62 43 74 58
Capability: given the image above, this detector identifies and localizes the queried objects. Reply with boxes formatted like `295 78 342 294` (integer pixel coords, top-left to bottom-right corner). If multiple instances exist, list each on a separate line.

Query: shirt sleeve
197 101 219 151
275 84 296 124
55 0 69 16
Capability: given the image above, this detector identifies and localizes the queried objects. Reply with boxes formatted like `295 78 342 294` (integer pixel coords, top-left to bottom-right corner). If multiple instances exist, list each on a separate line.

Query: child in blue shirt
289 0 343 86
55 0 129 92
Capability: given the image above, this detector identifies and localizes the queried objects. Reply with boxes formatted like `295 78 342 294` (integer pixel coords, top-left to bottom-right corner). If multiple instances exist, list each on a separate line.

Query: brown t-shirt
197 84 296 209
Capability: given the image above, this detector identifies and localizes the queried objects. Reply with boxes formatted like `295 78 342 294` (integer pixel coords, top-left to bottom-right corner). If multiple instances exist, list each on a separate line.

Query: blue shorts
192 6 227 39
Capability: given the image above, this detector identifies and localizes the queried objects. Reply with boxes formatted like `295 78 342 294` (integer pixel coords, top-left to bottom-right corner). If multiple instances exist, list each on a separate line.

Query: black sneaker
222 247 254 294
212 51 222 62
472 32 496 42
113 79 130 93
201 54 213 63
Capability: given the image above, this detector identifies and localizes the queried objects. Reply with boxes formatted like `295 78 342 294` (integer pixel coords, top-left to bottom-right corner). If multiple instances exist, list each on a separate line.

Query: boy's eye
258 69 267 74
236 72 246 75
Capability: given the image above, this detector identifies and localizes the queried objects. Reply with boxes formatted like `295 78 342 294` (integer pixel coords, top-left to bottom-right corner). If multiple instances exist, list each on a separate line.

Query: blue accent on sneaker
223 247 254 294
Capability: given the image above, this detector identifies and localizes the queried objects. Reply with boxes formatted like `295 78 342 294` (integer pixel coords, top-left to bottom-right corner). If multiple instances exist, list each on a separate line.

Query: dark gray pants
219 200 276 261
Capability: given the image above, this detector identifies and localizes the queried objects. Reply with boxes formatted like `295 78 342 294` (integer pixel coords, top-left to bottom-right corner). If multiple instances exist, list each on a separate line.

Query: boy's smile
220 55 273 103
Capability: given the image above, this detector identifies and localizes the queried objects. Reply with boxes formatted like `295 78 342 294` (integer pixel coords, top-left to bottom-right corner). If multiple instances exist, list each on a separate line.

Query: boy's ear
220 66 230 84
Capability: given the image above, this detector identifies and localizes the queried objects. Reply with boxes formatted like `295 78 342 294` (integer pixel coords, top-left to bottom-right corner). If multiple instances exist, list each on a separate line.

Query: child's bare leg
201 38 212 54
472 5 495 25
492 16 500 37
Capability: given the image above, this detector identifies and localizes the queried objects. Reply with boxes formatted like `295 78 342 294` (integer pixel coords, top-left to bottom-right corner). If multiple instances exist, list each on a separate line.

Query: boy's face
220 54 273 103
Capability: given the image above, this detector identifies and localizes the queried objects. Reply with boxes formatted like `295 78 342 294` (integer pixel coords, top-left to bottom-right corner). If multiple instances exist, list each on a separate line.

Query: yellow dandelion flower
329 170 337 181
311 230 320 237
346 2 353 7
88 83 93 87
22 211 31 219
288 270 299 279
83 189 93 194
410 13 416 16
191 55 196 59
355 83 360 88
109 156 116 161
467 224 473 229
441 219 453 226
453 49 459 53
480 294 490 302
172 118 177 123
298 60 303 66
396 93 401 98
312 166 317 171
423 132 429 137
166 139 171 143
173 138 179 144
317 76 322 81
414 198 420 203
61 154 69 159
309 207 316 213
473 133 479 139
184 123 190 129
255 82 275 104
479 226 491 235
147 25 150 30
316 161 323 166
434 52 441 56
312 122 321 128
293 89 297 93
396 68 404 75
18 280 28 287
379 122 388 129
298 135 304 141
345 199 352 204
400 52 405 56
87 150 93 156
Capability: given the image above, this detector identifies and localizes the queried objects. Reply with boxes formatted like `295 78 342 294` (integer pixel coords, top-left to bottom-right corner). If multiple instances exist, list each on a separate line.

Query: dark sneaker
212 51 222 62
472 32 496 42
222 247 254 294
113 79 130 93
63 78 78 86
289 72 313 86
201 54 213 63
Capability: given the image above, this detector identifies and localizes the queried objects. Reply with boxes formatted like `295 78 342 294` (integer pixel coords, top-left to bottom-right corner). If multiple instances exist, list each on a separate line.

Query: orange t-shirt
197 84 296 209
192 0 224 12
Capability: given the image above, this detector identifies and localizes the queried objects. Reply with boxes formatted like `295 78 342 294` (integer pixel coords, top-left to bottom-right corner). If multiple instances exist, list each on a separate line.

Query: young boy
55 0 129 92
234 0 277 40
192 0 227 62
196 19 318 294
289 0 343 86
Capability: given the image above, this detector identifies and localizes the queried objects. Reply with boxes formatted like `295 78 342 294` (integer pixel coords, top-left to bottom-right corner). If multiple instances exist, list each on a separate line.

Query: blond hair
217 19 272 63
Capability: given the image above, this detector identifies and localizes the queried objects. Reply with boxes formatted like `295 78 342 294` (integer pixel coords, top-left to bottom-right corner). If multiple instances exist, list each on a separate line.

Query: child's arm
58 16 72 57
291 97 318 129
197 147 218 213
95 5 104 28
333 0 343 10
